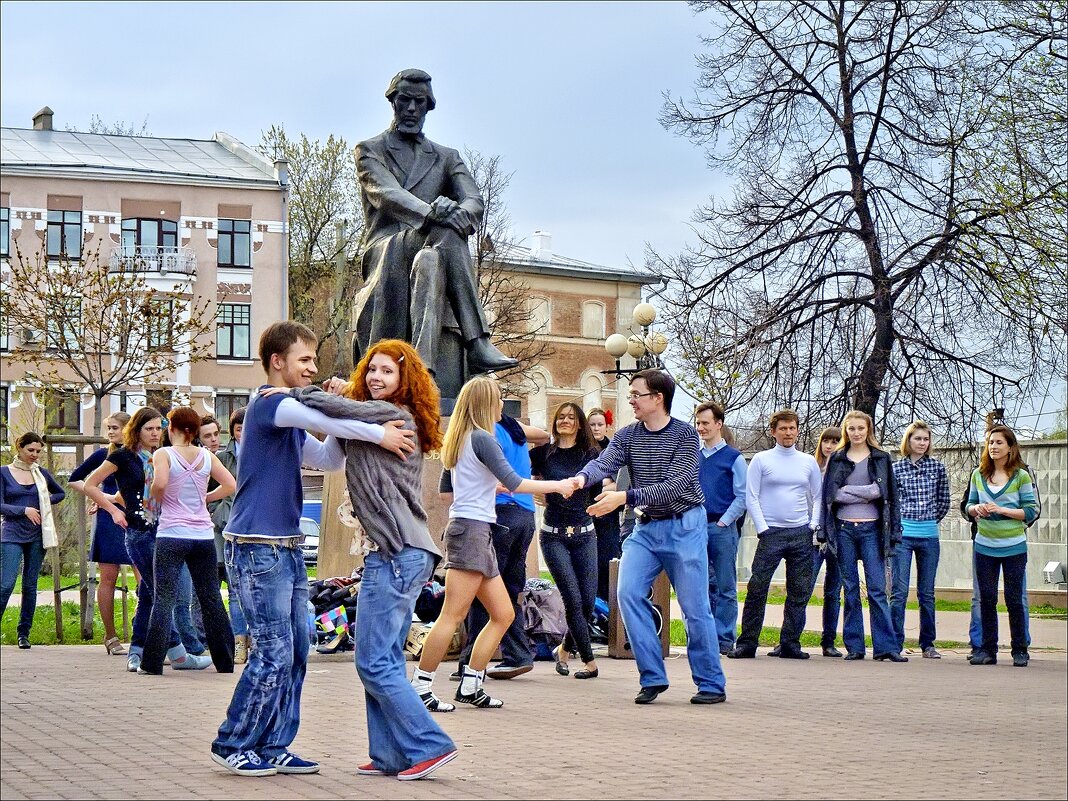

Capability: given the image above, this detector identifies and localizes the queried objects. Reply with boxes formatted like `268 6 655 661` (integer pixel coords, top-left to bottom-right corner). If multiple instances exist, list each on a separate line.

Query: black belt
637 509 687 522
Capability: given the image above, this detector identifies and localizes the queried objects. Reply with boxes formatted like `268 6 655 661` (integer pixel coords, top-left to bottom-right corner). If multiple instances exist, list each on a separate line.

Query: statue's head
386 69 436 136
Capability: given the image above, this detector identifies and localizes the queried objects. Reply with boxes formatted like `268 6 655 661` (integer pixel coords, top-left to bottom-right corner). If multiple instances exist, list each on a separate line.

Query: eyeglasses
627 391 656 400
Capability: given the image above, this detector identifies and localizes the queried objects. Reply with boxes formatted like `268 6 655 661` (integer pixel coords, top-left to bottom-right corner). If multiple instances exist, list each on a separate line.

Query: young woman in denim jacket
820 410 905 662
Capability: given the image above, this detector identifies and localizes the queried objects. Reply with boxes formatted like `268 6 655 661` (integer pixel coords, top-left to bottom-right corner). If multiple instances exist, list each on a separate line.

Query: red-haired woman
138 406 237 675
283 339 458 780
587 407 621 602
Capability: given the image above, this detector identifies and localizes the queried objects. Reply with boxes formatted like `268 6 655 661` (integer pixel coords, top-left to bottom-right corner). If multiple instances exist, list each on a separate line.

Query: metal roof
489 241 663 285
0 127 280 188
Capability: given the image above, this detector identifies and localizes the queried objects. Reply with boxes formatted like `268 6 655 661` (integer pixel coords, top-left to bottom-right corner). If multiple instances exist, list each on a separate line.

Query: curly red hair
346 339 443 452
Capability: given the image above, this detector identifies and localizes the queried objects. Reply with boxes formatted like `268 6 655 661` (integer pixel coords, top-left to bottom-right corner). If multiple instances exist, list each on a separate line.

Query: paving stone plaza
1 642 1065 800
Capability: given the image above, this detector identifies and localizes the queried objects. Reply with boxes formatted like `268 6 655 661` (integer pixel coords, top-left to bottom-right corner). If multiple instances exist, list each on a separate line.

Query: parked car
299 517 320 566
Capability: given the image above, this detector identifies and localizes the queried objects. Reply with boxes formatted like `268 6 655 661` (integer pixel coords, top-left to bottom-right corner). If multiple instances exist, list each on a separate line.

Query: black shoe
768 645 781 657
449 668 463 682
822 646 843 658
719 645 733 656
17 636 30 649
1012 653 1029 668
466 336 520 374
970 651 997 666
486 663 533 680
690 691 726 705
777 649 811 660
634 684 669 704
726 646 756 659
874 652 909 663
843 652 865 661
574 668 599 680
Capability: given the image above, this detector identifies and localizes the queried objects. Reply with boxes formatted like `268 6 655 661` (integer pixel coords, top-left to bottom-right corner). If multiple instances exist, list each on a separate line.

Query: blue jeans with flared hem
214 541 308 758
890 535 940 651
810 545 842 648
835 521 897 656
124 525 180 656
975 549 1029 656
355 548 455 773
0 539 46 638
618 506 725 695
706 520 740 650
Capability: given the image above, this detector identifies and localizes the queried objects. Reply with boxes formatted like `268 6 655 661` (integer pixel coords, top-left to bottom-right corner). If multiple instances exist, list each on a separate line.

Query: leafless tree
654 0 1067 444
465 148 555 398
1 244 216 435
259 125 363 378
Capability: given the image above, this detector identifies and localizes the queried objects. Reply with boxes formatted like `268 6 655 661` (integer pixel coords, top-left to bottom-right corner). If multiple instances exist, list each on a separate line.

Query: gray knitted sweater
292 386 441 563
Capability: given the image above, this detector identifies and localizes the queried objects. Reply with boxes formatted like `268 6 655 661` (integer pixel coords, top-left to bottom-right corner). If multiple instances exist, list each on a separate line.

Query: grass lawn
667 619 973 651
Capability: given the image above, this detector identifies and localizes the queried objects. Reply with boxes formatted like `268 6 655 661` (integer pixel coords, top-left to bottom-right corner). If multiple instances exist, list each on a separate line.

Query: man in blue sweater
694 402 747 656
211 321 416 778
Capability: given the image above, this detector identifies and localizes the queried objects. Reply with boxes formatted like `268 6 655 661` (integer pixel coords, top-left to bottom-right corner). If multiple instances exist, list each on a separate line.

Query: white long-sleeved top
274 396 385 471
745 444 822 533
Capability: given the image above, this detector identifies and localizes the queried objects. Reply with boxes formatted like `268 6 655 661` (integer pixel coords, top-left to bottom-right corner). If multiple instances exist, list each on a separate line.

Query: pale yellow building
1 107 288 441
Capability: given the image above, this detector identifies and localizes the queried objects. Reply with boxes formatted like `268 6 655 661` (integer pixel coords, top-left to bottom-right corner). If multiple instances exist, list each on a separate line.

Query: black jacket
821 448 901 558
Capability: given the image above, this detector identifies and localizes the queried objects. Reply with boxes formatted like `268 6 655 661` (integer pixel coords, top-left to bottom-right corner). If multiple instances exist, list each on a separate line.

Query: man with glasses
570 370 726 706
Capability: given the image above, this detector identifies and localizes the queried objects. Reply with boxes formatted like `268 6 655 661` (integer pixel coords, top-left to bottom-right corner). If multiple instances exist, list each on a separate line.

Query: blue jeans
124 526 180 656
227 565 248 636
214 541 309 758
890 536 940 651
835 521 896 656
969 550 1030 649
0 539 46 638
705 520 739 649
174 563 205 654
810 546 842 648
355 548 455 772
618 506 725 695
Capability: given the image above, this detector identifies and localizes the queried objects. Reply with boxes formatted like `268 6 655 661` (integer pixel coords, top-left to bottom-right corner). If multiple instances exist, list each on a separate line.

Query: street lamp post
602 302 669 380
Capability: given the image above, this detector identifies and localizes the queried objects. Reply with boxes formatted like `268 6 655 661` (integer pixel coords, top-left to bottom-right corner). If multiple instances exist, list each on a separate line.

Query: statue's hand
429 196 459 221
443 207 475 235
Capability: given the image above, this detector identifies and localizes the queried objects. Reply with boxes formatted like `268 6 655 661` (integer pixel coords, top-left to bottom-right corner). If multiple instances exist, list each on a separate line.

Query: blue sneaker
210 749 277 777
266 750 320 774
126 653 142 673
172 653 212 670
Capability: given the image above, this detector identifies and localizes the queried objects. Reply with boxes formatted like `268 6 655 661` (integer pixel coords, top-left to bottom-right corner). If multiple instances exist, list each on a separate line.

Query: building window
218 219 251 268
217 303 251 360
0 385 8 443
46 392 81 435
121 217 178 260
0 206 9 258
47 211 82 260
528 297 550 334
46 298 81 350
582 301 605 339
215 393 248 437
147 300 175 350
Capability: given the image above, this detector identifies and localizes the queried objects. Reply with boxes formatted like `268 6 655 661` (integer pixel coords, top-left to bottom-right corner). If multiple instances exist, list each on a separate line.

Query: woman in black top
531 403 601 679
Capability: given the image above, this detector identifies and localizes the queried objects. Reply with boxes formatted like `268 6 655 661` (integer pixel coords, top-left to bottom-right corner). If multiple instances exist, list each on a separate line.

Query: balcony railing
109 245 196 276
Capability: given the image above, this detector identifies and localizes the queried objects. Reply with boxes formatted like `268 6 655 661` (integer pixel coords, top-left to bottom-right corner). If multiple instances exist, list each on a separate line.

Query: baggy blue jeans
214 541 309 758
969 550 1030 649
835 521 897 656
890 535 940 651
0 539 46 638
355 548 455 772
618 506 725 695
705 520 740 649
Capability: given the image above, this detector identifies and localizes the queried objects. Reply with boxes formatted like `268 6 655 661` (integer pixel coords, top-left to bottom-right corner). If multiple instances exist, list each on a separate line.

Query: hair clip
397 354 405 362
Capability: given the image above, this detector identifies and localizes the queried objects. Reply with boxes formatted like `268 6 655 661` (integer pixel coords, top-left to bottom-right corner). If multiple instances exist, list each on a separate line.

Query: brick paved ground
1 644 1065 800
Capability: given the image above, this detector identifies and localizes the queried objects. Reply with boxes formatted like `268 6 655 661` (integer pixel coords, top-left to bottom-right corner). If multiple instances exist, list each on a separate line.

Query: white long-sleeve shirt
745 444 822 533
274 396 385 471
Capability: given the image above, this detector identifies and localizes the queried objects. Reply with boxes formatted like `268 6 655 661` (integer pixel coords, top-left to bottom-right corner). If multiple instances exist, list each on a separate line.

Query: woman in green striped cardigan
965 425 1038 667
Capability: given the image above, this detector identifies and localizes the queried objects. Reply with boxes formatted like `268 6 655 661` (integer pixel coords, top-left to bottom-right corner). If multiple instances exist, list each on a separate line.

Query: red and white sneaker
397 750 457 781
356 762 395 776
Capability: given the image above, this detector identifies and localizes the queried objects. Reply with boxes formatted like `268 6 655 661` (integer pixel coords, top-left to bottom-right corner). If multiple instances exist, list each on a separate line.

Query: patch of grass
1 601 119 646
668 619 971 650
13 573 139 594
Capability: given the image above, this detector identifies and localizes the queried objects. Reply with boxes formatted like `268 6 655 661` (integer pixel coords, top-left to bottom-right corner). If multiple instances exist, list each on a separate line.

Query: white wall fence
737 440 1068 592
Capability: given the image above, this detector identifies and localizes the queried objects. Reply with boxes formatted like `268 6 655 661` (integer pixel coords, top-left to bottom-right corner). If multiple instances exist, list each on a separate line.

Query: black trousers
736 526 815 653
141 537 234 674
975 549 1028 656
459 504 536 668
594 512 621 602
541 531 598 664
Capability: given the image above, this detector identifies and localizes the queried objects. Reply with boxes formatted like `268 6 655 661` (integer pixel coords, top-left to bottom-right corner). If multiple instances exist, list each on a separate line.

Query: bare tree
655 0 1067 443
465 148 555 397
1 244 216 435
66 114 151 136
259 125 363 378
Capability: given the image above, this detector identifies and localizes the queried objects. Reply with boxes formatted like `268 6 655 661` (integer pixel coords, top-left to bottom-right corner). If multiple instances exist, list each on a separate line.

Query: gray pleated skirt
443 518 500 578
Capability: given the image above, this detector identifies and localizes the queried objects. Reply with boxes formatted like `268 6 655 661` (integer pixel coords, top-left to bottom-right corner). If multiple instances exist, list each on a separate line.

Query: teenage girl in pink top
138 407 237 675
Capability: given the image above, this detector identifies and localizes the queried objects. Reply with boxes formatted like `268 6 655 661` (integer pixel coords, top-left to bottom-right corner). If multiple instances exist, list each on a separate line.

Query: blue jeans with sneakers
618 506 726 695
836 521 897 656
214 541 309 759
890 535 940 651
356 548 455 772
125 525 180 656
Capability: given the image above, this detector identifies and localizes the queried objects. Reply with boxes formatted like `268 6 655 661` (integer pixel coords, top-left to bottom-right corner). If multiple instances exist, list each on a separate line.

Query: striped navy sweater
579 417 703 516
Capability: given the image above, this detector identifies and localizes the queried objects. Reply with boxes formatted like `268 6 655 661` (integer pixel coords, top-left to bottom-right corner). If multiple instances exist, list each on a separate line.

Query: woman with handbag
1 432 66 648
821 411 906 662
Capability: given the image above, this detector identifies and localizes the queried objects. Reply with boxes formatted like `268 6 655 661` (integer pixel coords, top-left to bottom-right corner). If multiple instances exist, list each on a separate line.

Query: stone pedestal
607 560 671 659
